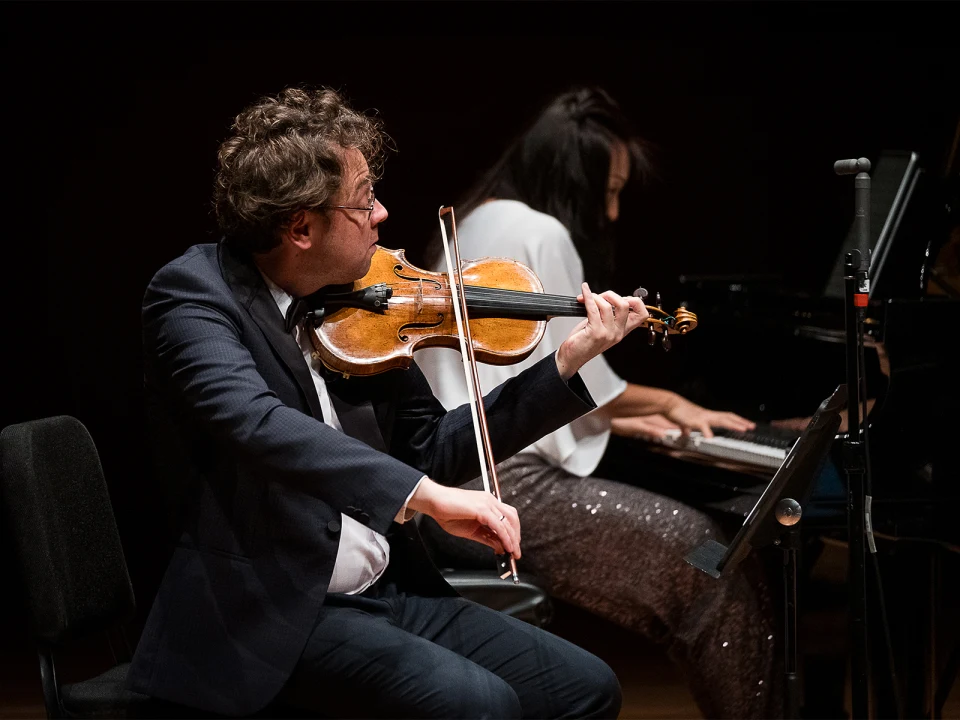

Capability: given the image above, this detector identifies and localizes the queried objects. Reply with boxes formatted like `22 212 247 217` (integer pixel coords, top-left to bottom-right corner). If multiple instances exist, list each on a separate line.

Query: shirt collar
259 269 294 320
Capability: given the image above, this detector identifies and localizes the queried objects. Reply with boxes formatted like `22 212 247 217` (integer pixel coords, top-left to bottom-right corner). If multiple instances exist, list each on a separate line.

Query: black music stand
685 384 847 720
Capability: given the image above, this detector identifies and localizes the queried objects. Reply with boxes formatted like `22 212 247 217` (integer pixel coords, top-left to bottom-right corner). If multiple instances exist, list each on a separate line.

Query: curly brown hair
214 87 389 254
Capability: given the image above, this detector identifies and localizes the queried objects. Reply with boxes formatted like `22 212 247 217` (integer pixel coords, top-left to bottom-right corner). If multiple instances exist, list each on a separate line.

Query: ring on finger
498 514 505 522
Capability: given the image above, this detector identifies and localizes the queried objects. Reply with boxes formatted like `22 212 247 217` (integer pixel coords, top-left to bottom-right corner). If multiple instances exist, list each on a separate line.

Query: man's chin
327 253 376 286
356 254 375 280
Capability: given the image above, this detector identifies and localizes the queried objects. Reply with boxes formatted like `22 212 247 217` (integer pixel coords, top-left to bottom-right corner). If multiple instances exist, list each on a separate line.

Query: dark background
1 0 958 677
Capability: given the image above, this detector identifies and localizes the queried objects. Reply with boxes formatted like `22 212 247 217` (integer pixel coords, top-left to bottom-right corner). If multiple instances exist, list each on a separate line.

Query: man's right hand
406 478 521 558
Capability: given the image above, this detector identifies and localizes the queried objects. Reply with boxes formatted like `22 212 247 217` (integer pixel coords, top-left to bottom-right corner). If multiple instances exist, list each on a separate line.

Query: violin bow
438 206 520 583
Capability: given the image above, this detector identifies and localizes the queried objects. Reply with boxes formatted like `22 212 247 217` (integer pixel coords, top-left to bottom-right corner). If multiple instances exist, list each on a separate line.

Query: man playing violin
127 86 647 719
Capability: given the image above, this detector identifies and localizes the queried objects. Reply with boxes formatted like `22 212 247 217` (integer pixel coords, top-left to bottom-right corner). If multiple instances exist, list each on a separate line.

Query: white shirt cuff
394 475 427 523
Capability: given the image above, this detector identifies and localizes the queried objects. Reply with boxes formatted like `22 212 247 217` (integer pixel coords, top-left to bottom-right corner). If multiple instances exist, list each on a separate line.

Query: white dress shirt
262 273 421 595
416 199 627 478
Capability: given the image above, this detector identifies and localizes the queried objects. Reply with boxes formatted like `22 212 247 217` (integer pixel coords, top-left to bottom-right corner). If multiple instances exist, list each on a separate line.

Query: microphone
834 158 871 175
834 155 872 289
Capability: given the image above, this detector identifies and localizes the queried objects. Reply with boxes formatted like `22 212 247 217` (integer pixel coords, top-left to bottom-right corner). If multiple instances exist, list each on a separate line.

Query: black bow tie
284 285 347 333
284 297 308 333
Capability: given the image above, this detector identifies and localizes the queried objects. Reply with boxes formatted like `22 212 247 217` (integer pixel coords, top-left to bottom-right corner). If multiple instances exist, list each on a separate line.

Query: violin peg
633 287 649 299
661 334 672 351
648 326 657 346
655 292 662 309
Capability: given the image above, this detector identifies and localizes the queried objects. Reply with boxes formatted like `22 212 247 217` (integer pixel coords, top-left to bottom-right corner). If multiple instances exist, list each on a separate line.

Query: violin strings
385 282 585 316
382 282 676 328
382 282 669 319
463 286 666 315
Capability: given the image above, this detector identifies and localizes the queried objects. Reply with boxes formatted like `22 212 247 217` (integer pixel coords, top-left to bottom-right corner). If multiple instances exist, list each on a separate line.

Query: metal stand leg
783 523 801 720
774 497 804 720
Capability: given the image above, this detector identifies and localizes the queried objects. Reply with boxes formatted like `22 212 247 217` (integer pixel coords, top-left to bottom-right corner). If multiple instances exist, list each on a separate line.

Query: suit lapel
218 242 326 422
217 241 390 453
326 381 388 453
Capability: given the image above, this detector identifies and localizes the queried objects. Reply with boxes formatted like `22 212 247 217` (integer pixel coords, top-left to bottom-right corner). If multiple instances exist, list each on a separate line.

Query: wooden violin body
309 246 696 377
312 247 544 376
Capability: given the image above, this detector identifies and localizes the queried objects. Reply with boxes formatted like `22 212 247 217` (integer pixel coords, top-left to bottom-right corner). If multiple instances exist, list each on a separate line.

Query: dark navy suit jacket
127 242 596 715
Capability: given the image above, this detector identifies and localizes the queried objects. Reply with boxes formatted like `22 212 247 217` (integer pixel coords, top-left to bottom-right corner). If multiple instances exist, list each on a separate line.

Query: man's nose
371 198 388 225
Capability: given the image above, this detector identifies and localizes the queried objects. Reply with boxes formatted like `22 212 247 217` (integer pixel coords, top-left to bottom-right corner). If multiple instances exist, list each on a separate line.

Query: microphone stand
834 157 873 719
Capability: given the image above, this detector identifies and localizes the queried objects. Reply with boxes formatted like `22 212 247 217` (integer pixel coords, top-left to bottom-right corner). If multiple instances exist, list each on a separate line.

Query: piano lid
678 149 946 312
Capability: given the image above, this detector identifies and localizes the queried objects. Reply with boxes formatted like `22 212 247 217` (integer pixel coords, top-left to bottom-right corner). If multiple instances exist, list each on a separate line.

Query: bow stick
438 206 519 583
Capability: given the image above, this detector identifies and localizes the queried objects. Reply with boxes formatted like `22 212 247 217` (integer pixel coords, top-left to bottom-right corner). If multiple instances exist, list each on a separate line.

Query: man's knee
571 652 623 719
439 669 522 719
593 660 623 719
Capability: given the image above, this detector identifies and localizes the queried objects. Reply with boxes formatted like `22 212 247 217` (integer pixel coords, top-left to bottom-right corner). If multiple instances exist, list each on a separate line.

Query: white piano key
658 430 791 470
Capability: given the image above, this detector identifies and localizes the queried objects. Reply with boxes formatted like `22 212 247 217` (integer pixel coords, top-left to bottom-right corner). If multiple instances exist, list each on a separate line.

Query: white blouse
415 200 627 477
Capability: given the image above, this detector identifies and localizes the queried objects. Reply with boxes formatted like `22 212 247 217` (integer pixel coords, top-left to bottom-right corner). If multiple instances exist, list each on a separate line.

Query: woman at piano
415 87 783 719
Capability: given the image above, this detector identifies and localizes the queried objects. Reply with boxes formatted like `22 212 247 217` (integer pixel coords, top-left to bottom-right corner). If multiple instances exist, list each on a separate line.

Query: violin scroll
640 303 697 351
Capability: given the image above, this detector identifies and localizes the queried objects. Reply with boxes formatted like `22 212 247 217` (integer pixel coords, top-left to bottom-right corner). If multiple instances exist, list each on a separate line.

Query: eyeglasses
317 189 376 216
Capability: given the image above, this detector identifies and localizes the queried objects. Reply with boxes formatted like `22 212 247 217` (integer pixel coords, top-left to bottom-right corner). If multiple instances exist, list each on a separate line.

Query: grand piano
601 147 960 717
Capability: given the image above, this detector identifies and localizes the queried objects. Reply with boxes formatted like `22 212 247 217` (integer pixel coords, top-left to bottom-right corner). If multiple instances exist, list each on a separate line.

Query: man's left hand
555 283 648 380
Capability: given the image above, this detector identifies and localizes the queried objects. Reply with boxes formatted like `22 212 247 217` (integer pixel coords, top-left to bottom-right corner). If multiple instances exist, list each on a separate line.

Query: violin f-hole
398 315 444 342
394 265 442 290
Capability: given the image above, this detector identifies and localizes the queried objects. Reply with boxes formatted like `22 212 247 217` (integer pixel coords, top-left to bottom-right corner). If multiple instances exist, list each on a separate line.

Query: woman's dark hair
427 86 654 287
214 87 389 255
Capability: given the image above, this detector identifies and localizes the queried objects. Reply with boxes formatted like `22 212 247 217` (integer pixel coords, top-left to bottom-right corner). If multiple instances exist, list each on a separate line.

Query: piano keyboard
656 425 802 470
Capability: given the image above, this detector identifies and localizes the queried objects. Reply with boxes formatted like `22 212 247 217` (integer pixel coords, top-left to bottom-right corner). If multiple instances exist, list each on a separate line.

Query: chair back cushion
0 415 135 644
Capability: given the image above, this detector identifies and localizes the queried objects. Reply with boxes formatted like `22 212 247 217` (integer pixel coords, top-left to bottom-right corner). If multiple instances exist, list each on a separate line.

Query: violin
306 245 697 378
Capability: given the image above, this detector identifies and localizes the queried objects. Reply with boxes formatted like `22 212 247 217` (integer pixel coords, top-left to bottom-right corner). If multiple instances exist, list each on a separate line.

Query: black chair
0 415 168 718
440 568 554 628
415 515 554 628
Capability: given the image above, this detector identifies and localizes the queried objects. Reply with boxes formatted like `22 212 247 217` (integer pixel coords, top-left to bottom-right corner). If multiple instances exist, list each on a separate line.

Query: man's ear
282 210 315 250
